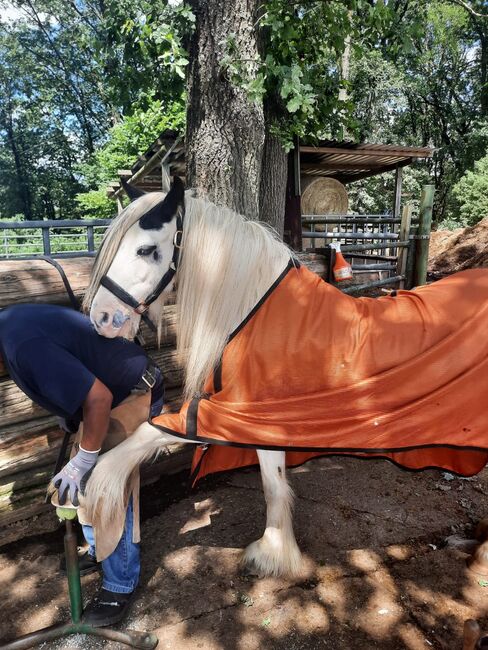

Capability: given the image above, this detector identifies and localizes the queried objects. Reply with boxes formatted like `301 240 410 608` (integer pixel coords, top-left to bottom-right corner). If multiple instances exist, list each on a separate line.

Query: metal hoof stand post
0 510 158 650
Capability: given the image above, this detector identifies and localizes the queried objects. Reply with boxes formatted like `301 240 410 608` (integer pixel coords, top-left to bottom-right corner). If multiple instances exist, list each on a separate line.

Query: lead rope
38 255 80 311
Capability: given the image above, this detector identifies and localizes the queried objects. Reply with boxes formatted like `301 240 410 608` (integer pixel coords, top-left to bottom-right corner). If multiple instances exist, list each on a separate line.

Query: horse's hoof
241 534 304 579
238 561 262 579
475 518 488 542
445 534 479 554
467 541 488 577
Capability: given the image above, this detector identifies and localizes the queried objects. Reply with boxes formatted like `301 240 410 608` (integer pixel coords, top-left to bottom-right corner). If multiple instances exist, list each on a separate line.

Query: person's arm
51 378 113 506
80 378 113 451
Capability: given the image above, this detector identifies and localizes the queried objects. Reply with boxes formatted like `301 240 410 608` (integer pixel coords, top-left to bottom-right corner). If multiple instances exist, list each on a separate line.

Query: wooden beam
333 160 413 184
113 136 183 201
301 161 388 171
300 145 433 158
413 185 435 287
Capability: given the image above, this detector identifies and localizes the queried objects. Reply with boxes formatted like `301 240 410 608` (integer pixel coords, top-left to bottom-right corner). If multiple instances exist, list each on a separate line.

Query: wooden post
42 227 51 255
396 203 412 289
413 184 434 287
405 224 417 290
393 166 403 219
116 194 124 214
283 144 302 251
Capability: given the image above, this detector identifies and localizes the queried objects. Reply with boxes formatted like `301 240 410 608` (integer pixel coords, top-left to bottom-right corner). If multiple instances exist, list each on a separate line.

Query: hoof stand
463 620 488 650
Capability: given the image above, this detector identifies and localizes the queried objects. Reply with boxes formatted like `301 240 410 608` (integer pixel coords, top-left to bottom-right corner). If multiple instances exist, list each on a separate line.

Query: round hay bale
301 177 348 216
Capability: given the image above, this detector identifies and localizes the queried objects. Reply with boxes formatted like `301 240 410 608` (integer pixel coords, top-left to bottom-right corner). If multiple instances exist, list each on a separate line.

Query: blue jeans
82 497 140 594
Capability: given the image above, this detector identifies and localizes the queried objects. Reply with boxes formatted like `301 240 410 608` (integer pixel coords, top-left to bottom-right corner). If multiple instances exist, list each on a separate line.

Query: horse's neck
230 260 288 330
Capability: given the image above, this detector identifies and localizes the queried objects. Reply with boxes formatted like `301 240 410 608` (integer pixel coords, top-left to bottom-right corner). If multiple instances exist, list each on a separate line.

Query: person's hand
50 447 99 506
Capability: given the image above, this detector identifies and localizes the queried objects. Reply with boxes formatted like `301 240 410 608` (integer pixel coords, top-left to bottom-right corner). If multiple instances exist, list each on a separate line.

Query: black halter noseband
99 207 184 332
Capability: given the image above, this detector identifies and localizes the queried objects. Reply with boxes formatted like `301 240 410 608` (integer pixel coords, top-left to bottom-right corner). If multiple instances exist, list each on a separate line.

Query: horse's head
86 176 185 339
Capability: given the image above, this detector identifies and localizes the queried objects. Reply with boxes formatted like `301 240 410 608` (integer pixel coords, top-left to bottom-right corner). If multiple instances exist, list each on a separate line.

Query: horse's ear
121 177 146 202
140 176 185 231
164 176 185 210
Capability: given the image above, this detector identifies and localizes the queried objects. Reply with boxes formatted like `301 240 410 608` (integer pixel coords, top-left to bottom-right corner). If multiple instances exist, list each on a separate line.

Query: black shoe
82 588 134 627
60 548 100 577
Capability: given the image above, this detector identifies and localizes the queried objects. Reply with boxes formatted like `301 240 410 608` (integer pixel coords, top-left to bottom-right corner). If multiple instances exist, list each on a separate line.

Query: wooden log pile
0 253 326 546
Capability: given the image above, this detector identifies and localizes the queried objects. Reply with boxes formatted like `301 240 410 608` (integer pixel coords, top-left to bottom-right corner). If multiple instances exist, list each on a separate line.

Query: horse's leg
83 422 197 525
241 449 303 578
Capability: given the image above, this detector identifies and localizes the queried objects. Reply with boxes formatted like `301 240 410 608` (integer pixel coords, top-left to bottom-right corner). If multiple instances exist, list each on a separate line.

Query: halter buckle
173 230 183 249
134 302 149 315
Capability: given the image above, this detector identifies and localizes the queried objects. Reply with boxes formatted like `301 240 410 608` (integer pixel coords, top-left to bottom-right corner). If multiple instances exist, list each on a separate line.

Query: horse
83 174 488 578
83 175 302 577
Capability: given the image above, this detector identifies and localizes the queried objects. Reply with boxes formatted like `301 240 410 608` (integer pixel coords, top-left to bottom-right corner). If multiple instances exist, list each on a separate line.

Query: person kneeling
0 304 164 627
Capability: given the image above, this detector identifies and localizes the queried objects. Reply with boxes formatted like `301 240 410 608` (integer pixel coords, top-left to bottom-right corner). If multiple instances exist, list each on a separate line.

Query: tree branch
450 0 488 19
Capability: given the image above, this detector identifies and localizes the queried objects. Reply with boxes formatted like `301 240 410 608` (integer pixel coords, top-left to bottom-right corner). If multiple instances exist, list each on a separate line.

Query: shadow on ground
1 456 488 649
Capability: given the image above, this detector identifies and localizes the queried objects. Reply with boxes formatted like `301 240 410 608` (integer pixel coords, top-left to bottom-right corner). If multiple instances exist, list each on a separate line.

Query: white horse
83 176 303 577
83 174 488 585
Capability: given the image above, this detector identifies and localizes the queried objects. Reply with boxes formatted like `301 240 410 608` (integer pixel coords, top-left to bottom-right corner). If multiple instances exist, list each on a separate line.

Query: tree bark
259 118 288 235
3 113 33 220
186 0 265 220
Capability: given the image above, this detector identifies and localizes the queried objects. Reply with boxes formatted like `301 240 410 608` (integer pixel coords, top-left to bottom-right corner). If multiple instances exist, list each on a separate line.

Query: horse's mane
178 195 293 399
84 183 294 400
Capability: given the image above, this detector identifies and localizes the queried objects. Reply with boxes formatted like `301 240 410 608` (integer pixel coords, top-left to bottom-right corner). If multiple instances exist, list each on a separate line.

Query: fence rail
0 219 112 259
301 190 434 293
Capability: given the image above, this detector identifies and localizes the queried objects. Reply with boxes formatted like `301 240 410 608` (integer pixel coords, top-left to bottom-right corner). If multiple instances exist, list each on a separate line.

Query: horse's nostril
98 312 109 326
112 310 128 329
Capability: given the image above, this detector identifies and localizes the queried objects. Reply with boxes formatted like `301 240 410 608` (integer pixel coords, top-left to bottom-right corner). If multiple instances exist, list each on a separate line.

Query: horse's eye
137 245 157 257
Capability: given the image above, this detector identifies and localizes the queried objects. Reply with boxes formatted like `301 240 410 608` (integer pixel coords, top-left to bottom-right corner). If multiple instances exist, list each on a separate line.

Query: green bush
452 154 488 225
75 98 185 219
75 188 118 220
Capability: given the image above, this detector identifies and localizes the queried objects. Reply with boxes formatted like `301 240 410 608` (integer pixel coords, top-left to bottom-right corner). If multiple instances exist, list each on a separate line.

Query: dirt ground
429 219 488 276
1 456 488 650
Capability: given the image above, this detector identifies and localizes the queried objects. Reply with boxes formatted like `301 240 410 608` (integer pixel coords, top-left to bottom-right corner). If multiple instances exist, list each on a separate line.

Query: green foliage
221 0 424 150
452 154 488 225
74 189 117 221
0 0 486 228
79 99 184 188
0 0 190 221
347 166 430 216
99 0 194 110
75 99 185 218
349 0 488 224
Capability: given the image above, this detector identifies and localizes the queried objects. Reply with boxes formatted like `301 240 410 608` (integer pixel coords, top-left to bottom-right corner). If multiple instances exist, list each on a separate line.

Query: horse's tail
82 422 164 532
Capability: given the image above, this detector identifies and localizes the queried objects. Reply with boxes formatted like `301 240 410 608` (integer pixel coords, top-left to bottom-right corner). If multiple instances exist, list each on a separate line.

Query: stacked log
0 253 326 547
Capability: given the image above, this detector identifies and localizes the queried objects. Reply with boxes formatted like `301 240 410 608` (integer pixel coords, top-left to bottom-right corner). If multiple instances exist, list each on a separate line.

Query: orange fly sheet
152 263 488 482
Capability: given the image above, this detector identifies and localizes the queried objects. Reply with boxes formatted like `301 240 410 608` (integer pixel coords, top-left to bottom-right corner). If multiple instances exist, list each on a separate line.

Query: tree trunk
186 0 265 220
479 29 488 118
4 113 33 220
259 118 288 235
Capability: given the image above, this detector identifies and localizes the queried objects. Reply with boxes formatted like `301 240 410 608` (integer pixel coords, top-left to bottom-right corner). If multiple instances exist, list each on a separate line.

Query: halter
99 206 184 332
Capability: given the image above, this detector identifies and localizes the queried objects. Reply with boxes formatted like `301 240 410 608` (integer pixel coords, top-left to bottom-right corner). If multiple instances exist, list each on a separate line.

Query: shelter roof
299 140 433 184
107 133 433 198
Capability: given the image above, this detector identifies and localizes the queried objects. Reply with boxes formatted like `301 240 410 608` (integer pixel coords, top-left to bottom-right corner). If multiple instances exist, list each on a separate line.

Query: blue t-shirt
0 304 158 423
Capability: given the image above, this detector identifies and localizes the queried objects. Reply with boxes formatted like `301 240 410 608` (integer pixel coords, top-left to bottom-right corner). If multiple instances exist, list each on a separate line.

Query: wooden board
0 257 94 308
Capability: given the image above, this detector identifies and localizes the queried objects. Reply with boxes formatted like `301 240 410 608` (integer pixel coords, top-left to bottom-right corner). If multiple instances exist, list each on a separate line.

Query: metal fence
302 213 402 270
0 219 112 259
302 211 416 293
301 186 434 293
